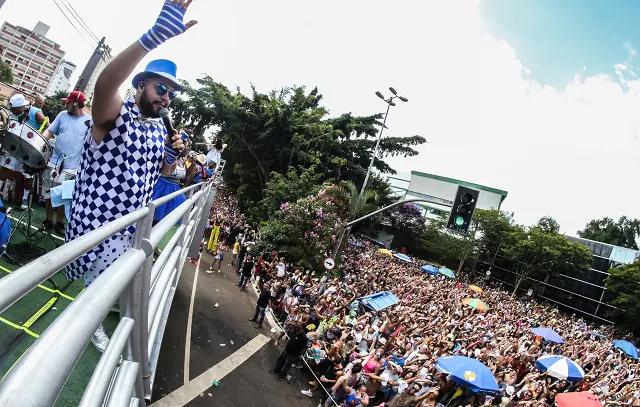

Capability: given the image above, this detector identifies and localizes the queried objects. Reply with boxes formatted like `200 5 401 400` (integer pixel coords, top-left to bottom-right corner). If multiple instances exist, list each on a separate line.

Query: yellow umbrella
462 298 490 311
469 285 483 293
378 249 392 256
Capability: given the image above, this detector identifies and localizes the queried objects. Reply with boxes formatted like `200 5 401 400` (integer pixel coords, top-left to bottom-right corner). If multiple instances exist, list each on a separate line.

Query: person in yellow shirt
229 240 240 266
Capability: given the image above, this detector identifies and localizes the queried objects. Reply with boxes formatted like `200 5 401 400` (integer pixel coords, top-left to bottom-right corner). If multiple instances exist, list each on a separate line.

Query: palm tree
327 180 379 263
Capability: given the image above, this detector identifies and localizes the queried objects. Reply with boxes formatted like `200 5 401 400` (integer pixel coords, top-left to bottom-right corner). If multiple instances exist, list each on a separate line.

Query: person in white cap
64 0 196 353
0 94 48 209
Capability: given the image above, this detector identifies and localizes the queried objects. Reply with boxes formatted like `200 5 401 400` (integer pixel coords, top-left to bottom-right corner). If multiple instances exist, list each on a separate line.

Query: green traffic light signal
455 216 465 226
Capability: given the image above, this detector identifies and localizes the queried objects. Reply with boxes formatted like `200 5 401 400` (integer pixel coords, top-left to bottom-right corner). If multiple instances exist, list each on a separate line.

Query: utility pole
74 37 107 92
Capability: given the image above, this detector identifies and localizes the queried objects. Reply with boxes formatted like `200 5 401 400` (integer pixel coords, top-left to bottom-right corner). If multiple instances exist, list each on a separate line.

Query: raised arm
91 43 148 144
91 0 197 145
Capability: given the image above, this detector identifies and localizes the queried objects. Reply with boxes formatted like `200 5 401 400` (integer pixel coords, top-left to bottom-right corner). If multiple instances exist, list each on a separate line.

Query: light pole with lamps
359 87 408 198
331 88 409 262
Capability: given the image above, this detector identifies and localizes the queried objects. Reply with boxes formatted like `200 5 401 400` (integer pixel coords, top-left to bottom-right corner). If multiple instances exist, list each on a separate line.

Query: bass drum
3 120 51 169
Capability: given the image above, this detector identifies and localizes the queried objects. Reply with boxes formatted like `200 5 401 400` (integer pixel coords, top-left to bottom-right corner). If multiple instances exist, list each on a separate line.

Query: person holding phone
64 0 196 352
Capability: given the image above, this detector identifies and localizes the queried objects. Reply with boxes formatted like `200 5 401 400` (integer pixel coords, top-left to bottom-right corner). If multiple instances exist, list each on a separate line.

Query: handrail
0 248 147 406
0 208 148 314
80 317 135 407
0 159 225 406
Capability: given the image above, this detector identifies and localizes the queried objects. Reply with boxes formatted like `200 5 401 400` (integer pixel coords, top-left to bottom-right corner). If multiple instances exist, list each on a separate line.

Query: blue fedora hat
131 59 184 92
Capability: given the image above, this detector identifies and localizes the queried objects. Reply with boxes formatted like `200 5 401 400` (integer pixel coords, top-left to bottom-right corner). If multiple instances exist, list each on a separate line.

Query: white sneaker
91 324 110 353
20 199 28 210
301 390 313 398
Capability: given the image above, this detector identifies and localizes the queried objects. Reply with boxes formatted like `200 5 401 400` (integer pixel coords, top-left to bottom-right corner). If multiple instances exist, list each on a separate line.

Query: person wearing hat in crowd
0 94 48 209
64 0 196 352
42 91 91 235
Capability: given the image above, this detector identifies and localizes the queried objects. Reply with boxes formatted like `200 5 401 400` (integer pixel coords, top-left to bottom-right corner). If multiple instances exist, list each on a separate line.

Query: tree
0 61 12 84
41 90 68 120
252 185 344 271
502 226 592 296
324 181 380 263
604 262 640 335
384 202 428 254
249 166 322 223
169 77 426 213
537 216 560 234
577 216 640 250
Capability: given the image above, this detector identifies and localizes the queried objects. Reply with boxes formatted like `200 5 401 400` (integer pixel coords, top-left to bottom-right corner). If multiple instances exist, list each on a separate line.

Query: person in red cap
42 91 91 235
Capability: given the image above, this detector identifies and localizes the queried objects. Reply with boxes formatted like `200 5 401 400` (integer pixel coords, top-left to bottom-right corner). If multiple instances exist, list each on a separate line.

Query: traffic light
446 186 480 234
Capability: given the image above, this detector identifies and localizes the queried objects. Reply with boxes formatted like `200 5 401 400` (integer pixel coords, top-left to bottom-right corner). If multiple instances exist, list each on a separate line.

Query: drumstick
39 117 49 132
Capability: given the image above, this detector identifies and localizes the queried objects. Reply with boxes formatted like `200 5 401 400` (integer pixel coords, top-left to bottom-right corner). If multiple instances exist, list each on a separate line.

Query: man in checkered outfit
65 0 198 352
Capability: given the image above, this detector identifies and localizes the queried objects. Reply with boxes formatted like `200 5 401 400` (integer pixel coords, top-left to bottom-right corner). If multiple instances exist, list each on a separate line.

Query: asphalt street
152 249 321 407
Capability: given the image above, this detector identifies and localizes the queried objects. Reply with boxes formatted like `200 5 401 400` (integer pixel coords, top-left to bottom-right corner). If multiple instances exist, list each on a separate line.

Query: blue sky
480 0 640 87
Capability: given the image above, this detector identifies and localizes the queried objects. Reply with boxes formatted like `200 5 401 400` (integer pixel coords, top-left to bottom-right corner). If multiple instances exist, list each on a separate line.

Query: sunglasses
148 82 178 100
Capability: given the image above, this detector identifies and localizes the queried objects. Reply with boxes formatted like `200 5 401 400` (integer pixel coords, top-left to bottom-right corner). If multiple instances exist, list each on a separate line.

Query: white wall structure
390 171 508 220
46 60 76 96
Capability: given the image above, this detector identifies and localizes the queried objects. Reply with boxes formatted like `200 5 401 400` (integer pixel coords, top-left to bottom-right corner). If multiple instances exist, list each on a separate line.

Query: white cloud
2 0 639 234
625 41 638 58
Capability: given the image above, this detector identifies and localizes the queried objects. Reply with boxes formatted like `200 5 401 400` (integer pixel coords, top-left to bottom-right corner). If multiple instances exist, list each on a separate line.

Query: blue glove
164 143 180 165
139 1 188 51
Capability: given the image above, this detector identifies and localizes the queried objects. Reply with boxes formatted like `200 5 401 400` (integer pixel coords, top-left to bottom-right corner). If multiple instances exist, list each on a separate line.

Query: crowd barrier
0 160 225 406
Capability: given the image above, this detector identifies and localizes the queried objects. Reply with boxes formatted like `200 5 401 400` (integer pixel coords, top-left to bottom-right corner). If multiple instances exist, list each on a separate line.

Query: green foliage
420 214 479 271
0 61 13 84
604 262 640 334
537 215 561 234
41 90 68 121
577 216 640 250
169 77 426 212
502 226 592 295
252 185 344 271
249 166 323 222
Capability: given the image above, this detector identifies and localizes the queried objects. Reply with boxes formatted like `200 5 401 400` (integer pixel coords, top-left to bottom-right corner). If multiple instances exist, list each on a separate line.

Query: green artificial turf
0 201 179 405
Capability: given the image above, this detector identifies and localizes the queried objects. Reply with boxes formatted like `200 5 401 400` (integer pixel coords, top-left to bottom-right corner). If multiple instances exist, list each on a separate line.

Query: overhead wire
50 0 97 49
58 0 101 43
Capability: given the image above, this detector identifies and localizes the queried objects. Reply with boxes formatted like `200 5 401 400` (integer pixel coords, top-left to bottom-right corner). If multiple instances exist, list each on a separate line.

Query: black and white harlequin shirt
65 97 166 281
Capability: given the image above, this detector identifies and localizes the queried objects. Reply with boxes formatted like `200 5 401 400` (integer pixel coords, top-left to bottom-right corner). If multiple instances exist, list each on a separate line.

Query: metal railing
0 159 225 406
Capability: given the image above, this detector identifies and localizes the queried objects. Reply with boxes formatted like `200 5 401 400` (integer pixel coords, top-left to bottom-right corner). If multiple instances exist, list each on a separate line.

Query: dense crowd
210 190 640 407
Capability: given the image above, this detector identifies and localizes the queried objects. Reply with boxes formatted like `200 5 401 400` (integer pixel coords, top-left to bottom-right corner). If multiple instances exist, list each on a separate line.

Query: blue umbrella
435 356 499 393
531 327 564 344
535 355 585 381
393 253 412 263
438 267 456 279
421 264 439 275
613 340 639 359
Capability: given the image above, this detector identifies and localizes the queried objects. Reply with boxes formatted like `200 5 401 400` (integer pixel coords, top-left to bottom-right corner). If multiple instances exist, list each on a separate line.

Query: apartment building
0 21 66 97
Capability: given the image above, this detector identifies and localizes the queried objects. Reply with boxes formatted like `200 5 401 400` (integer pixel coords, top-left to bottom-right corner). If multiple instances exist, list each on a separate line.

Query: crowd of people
209 191 639 407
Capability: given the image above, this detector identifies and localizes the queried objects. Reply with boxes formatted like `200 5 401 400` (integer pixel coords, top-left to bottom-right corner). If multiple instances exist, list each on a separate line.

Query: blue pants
239 274 250 289
252 305 266 326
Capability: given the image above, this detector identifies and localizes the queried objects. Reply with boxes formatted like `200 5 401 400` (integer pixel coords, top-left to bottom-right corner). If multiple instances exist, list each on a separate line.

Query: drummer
0 94 48 210
42 91 91 235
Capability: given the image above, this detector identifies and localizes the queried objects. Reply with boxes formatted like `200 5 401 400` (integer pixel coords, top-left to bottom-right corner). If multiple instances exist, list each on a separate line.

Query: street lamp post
359 87 409 198
331 88 409 263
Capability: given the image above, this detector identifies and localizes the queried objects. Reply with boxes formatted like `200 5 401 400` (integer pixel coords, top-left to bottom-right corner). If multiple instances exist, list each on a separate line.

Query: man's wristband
164 143 179 165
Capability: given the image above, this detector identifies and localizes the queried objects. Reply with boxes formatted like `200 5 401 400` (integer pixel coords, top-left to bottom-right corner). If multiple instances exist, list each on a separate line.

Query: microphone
159 108 175 140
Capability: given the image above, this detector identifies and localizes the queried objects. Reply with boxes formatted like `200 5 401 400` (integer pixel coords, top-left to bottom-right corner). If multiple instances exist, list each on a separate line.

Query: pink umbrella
555 392 602 407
